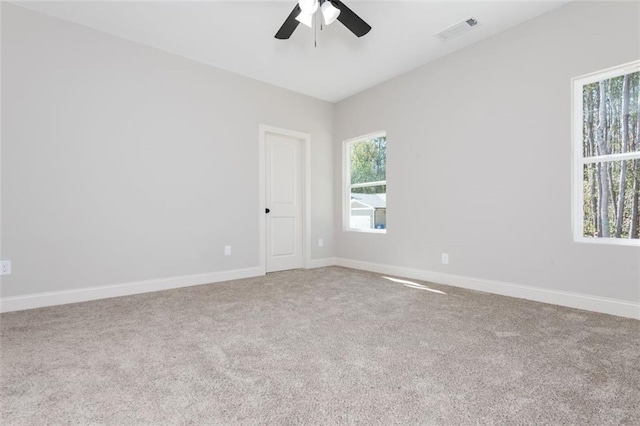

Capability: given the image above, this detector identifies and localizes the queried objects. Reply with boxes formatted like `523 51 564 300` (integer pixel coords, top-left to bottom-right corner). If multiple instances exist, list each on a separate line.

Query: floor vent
435 17 479 42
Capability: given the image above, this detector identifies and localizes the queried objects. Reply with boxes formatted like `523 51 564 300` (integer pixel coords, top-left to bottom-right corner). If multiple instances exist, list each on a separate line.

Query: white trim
259 127 266 274
3 260 636 319
571 60 640 246
304 132 312 270
573 60 640 87
342 138 348 231
258 124 312 273
342 131 387 146
582 152 640 164
0 267 263 313
571 70 583 244
306 258 338 269
350 180 386 189
335 258 640 320
344 228 386 234
574 236 640 247
343 131 387 233
0 4 4 279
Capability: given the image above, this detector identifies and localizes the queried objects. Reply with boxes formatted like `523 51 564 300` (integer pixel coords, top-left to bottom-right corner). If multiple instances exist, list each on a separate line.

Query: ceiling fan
275 0 372 40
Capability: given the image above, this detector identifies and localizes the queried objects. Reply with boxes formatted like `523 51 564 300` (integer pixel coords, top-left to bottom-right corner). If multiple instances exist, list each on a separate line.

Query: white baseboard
335 258 640 320
3 259 637 320
306 257 338 269
0 267 263 313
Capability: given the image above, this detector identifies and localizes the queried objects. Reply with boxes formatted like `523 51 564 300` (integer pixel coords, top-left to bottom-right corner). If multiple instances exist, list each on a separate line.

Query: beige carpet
1 266 638 425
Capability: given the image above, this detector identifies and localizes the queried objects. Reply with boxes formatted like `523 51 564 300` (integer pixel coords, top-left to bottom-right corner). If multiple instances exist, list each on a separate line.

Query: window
573 61 640 245
343 132 387 233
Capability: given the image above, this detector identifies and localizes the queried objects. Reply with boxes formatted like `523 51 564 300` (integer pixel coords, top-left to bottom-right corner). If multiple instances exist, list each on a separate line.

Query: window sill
574 237 640 247
344 228 387 234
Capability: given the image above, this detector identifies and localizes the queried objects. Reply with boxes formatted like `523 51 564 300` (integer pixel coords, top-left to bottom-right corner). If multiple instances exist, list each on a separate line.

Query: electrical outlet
318 238 324 248
441 253 449 265
224 246 231 256
1 260 11 275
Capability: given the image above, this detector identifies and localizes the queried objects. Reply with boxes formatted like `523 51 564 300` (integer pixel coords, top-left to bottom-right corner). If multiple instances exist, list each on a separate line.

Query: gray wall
3 2 639 305
1 4 334 297
333 1 640 302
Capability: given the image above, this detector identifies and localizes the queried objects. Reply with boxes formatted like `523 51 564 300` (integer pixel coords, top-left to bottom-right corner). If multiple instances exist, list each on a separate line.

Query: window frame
343 131 387 234
571 60 640 246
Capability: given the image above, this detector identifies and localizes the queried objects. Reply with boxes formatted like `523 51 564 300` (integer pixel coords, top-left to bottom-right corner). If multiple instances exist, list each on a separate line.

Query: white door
265 133 303 272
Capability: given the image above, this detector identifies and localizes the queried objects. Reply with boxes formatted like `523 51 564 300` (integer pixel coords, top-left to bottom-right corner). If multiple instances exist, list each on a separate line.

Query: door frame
258 124 311 275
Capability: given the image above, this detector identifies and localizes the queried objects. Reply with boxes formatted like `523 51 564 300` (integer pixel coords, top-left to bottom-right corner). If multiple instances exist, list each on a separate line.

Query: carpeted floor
1 266 638 425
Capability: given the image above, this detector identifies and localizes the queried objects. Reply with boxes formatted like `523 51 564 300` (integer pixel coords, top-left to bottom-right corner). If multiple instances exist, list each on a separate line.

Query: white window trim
571 60 640 247
343 131 387 234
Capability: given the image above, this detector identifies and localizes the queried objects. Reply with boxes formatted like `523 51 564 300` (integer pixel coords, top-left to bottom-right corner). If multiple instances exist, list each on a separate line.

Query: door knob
265 208 270 214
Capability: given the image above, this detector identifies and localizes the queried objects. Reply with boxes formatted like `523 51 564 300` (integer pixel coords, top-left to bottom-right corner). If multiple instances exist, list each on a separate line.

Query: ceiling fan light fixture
321 1 340 25
275 0 371 40
295 11 314 28
298 0 319 15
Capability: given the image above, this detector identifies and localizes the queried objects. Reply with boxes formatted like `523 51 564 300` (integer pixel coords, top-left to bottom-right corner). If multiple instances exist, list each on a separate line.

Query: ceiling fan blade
333 0 371 37
275 4 302 39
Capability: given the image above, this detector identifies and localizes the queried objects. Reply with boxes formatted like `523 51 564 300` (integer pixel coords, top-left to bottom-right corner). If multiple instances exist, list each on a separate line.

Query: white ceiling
12 1 570 102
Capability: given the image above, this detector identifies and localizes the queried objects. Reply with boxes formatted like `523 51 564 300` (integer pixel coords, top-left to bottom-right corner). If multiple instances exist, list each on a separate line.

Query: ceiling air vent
435 18 479 42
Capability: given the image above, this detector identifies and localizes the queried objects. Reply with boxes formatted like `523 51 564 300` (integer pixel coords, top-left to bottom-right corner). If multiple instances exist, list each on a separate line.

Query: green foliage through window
578 66 640 241
350 137 386 187
346 134 387 231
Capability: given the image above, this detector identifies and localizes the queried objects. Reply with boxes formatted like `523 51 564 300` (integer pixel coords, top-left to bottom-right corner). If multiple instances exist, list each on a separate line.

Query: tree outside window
574 61 640 244
344 133 387 232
